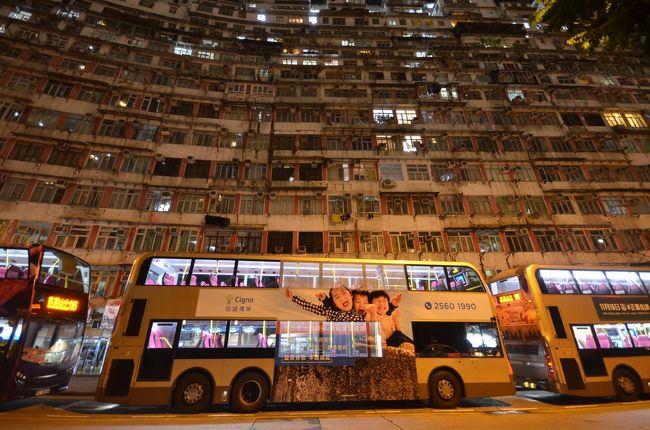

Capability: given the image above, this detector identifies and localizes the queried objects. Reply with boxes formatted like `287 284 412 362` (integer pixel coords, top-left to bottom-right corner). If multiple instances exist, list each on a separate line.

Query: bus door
571 325 607 378
138 321 178 381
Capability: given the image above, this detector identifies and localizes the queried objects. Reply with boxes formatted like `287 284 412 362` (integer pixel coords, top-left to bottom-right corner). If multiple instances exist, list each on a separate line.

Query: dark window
153 158 181 177
583 113 606 126
560 112 582 126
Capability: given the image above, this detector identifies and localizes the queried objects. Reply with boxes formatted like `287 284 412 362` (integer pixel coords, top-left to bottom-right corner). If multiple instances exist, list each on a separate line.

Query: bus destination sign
46 296 80 312
592 296 650 321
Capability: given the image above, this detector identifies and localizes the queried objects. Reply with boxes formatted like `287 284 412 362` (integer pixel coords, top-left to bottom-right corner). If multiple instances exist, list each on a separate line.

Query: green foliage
534 0 650 54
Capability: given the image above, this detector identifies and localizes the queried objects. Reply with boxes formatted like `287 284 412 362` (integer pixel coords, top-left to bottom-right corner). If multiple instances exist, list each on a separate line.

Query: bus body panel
490 265 650 398
98 253 514 409
0 246 90 402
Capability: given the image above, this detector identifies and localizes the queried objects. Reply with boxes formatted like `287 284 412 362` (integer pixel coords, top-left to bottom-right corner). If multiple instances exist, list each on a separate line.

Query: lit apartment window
395 109 417 124
624 113 647 128
402 135 421 152
603 112 627 127
590 229 618 251
257 14 266 22
85 152 115 171
9 8 32 21
288 17 304 24
145 190 173 212
174 42 192 56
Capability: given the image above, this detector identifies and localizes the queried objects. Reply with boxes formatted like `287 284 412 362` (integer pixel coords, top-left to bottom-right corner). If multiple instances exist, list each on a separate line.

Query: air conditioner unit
233 246 243 253
269 192 277 200
186 156 195 164
154 227 164 234
208 190 219 198
407 233 414 240
342 233 352 240
297 246 307 254
381 179 396 188
169 227 179 234
122 148 132 158
116 229 127 237
356 192 364 199
256 191 264 198
421 199 431 205
155 153 165 161
274 246 284 254
447 161 457 168
218 245 229 252
360 233 371 242
315 192 323 198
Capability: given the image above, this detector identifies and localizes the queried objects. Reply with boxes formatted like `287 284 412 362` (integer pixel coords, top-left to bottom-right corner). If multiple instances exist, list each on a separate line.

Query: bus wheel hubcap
617 376 634 394
437 380 454 400
184 383 204 405
242 381 261 404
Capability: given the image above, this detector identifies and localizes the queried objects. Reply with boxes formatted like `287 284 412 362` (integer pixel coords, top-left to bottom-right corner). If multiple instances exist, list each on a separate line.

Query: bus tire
231 372 268 413
429 370 462 409
172 372 212 413
613 368 640 402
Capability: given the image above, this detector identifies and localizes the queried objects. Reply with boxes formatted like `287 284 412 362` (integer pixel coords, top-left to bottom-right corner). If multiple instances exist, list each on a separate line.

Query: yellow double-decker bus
96 253 513 412
489 265 650 401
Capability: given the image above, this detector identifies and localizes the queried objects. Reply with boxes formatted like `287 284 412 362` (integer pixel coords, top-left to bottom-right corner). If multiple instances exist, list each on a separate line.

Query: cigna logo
226 295 254 305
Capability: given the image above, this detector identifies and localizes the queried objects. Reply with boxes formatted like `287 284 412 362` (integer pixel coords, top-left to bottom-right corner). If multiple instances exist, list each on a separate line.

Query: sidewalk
62 375 99 396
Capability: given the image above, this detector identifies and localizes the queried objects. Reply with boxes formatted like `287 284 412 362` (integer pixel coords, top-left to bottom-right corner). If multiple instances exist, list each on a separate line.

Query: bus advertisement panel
489 265 650 402
97 254 513 413
0 245 91 401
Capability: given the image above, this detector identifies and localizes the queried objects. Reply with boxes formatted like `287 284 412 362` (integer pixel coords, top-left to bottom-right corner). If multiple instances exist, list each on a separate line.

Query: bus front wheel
172 373 213 413
429 370 462 409
231 372 269 413
613 368 641 402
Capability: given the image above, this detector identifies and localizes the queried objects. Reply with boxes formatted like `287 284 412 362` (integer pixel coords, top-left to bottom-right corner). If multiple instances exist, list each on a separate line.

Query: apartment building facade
0 0 648 372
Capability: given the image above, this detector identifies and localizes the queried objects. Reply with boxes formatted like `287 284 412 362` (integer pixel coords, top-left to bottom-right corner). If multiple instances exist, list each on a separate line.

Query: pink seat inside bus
583 334 597 349
635 335 650 347
596 334 611 348
0 267 6 278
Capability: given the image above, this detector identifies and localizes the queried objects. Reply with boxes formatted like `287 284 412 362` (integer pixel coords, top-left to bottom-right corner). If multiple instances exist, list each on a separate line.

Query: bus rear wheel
613 368 640 402
172 373 212 413
231 372 268 413
429 370 462 409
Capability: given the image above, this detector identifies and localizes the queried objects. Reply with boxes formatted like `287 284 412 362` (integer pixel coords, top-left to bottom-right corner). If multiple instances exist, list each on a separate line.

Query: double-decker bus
0 245 91 401
96 253 513 413
488 265 650 401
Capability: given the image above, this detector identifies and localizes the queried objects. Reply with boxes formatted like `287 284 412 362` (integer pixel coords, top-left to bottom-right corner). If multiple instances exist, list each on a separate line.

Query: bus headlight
15 371 27 385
